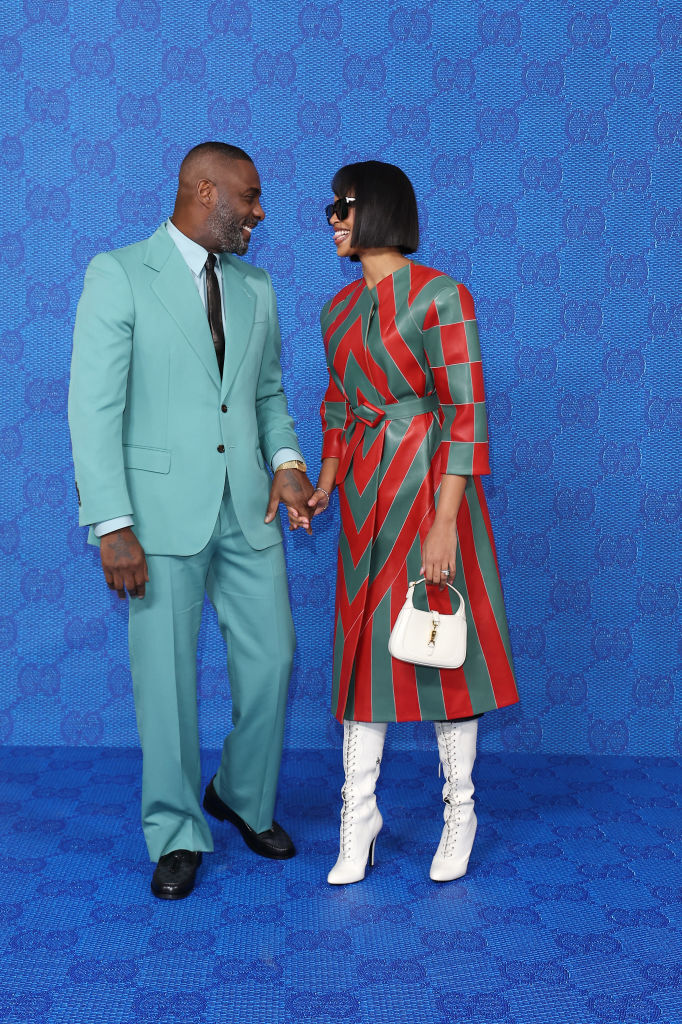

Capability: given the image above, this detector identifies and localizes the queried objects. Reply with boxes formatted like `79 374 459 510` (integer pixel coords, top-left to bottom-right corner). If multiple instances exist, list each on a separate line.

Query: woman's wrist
315 475 336 495
433 474 466 528
316 457 338 497
432 510 458 529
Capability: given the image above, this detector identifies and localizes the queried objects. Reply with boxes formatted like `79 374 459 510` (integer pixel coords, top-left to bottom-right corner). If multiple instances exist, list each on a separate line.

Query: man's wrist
271 447 304 472
94 515 134 537
274 459 307 473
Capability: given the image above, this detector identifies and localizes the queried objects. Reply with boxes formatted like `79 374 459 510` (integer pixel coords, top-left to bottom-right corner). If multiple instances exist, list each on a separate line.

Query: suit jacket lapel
220 254 256 400
145 226 221 390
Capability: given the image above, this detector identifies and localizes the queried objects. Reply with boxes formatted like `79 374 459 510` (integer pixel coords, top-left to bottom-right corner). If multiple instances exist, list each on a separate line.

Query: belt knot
351 401 385 428
350 393 440 430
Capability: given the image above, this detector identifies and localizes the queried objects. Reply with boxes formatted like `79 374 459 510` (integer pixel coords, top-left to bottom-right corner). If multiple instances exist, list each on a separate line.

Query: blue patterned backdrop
0 0 680 755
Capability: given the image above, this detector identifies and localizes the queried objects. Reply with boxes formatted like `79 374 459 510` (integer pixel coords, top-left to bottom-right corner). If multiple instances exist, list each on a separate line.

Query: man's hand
265 469 315 535
100 527 149 599
287 488 330 530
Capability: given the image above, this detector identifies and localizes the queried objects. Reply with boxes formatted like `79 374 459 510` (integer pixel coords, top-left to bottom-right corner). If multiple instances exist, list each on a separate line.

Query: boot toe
327 859 368 885
429 855 469 882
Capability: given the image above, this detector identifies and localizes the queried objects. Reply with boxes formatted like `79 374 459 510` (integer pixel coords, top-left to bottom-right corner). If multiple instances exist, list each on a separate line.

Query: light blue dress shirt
94 220 302 537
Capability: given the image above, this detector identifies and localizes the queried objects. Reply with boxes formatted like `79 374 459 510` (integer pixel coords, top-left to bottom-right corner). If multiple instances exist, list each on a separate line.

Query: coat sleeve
319 298 352 459
255 272 302 463
420 280 491 477
320 371 351 459
68 252 135 526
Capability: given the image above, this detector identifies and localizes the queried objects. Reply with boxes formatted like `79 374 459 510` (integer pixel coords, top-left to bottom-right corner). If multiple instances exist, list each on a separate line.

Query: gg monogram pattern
0 0 680 761
0 746 680 1022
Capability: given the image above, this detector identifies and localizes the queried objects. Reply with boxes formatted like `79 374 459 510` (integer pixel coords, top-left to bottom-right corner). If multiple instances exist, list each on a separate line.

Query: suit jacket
68 224 301 555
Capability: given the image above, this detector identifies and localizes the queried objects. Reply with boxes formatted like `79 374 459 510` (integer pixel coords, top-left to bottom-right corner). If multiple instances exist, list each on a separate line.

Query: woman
291 161 519 884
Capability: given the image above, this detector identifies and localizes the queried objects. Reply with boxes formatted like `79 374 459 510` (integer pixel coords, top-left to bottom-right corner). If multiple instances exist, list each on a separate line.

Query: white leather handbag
388 578 467 670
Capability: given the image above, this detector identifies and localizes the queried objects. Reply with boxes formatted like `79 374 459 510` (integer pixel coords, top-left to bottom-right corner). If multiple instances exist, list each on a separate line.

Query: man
68 142 314 899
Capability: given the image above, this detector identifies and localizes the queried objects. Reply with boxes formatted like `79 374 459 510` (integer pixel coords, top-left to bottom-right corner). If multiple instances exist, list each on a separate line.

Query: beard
207 194 252 255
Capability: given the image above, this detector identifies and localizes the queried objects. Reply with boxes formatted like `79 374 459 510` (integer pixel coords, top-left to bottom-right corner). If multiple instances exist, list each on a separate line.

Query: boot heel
327 820 381 885
327 720 388 886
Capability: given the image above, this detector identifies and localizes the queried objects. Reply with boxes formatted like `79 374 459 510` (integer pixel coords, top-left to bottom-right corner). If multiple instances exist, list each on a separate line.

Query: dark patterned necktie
205 252 225 377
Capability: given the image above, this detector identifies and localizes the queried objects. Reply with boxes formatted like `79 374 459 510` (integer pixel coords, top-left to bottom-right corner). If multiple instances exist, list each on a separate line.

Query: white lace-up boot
327 720 387 885
430 719 479 882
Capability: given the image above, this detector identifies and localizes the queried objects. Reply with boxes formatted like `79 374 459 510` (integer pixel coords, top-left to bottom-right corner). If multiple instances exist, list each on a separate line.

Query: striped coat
320 262 519 723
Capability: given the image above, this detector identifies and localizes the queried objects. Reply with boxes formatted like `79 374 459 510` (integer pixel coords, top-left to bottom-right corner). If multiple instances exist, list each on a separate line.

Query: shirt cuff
271 447 303 471
93 515 134 537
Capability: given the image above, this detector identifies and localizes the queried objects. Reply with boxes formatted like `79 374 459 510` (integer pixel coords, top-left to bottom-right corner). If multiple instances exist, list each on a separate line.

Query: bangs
331 166 358 199
329 161 419 258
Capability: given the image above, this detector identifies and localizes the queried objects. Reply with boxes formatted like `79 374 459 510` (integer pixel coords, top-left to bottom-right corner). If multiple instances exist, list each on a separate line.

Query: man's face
207 160 265 255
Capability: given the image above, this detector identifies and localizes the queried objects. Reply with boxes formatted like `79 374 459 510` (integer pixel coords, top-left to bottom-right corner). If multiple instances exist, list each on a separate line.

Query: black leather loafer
151 850 202 900
203 777 295 860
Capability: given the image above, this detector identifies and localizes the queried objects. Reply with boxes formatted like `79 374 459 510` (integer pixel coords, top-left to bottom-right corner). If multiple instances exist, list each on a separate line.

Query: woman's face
328 194 356 259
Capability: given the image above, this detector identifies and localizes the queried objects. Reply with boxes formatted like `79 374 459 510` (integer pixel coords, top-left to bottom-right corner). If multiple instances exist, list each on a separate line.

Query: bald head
178 141 253 191
171 141 264 255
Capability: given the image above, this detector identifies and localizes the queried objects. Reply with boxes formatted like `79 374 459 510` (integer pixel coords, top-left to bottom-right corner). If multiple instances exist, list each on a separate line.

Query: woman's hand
421 475 466 586
288 458 337 530
421 520 457 589
287 487 330 530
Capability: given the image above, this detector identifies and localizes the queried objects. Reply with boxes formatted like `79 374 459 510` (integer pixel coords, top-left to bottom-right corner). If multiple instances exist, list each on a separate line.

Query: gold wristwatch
274 459 307 473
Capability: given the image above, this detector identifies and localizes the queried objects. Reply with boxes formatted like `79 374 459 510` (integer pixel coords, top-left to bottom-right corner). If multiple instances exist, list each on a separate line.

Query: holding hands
287 486 330 531
265 465 316 535
285 455 338 532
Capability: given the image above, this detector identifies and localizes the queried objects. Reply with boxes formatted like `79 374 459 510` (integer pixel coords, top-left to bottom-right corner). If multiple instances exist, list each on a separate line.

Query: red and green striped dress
320 262 519 723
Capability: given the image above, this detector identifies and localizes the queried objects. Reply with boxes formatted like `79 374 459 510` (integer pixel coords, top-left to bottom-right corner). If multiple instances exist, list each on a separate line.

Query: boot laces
340 733 380 860
440 732 461 856
442 783 462 856
340 729 360 858
340 787 355 858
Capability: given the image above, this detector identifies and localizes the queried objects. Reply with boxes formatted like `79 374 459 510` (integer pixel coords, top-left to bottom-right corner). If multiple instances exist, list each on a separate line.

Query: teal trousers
128 480 295 861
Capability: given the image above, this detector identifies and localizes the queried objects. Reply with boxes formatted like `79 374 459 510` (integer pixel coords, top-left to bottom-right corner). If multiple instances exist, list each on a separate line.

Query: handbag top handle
406 577 465 613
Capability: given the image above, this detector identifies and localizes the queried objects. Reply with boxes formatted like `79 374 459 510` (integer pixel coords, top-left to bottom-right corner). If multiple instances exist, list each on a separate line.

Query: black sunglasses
325 196 356 223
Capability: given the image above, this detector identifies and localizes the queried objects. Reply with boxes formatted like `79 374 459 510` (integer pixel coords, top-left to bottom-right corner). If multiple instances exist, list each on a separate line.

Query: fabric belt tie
350 393 439 429
337 393 440 486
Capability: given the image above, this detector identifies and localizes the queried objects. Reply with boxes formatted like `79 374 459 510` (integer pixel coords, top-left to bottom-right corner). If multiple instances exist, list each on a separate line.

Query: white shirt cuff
271 447 303 471
93 516 134 537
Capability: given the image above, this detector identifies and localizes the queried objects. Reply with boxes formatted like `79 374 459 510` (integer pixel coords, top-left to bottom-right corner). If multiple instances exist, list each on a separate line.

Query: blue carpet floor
0 746 680 1024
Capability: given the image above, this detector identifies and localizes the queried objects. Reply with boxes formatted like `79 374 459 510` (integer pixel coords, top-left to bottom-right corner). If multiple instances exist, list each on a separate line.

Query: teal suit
68 224 299 860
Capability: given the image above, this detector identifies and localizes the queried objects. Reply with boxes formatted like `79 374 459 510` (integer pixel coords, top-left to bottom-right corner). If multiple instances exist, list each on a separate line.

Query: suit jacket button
221 404 227 413
217 444 225 453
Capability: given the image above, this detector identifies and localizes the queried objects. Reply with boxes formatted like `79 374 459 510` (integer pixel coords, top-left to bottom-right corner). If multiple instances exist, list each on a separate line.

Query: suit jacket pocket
123 444 171 474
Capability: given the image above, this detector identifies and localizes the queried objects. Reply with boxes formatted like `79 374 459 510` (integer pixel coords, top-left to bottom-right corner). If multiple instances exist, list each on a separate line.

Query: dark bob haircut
331 160 419 260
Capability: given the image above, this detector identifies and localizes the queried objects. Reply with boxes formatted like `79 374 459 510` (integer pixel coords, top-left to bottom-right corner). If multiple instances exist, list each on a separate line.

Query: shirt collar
165 218 217 278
